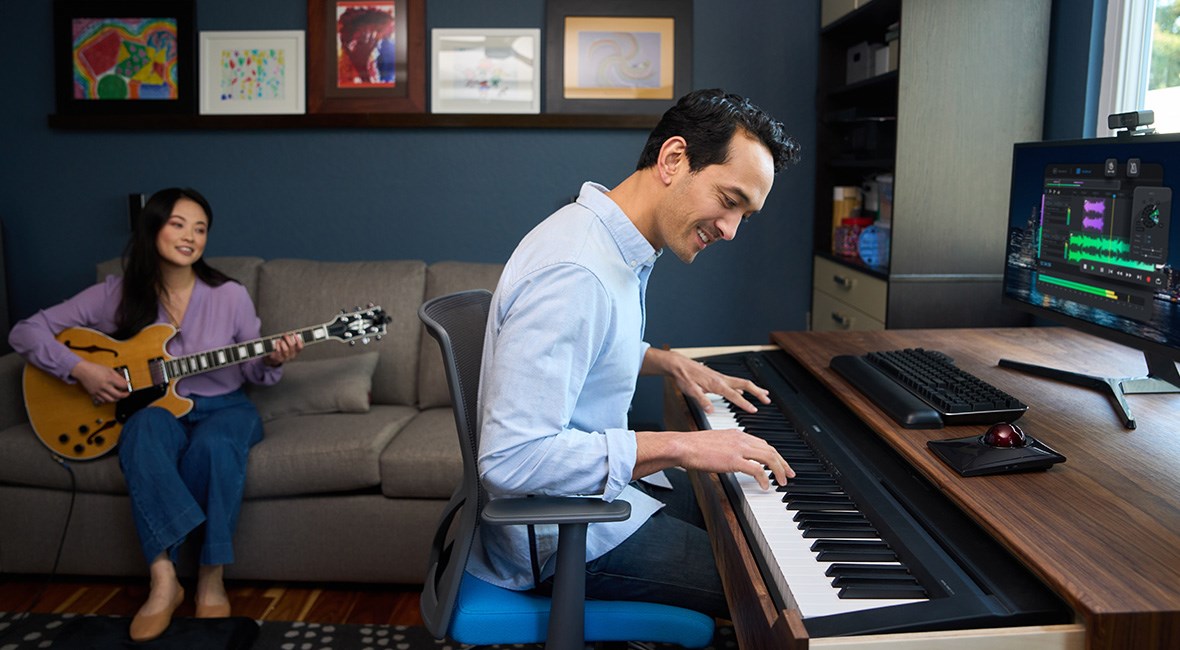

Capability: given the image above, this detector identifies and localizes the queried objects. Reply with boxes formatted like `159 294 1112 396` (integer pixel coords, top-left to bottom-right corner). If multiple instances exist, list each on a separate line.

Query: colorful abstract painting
335 1 397 88
71 17 179 100
217 48 287 102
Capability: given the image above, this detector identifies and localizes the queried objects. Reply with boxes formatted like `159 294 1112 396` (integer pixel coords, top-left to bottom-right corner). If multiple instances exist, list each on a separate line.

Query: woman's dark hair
113 187 234 340
636 88 801 174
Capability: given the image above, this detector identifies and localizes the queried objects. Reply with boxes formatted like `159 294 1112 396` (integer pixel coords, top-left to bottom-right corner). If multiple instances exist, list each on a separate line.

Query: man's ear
657 136 688 185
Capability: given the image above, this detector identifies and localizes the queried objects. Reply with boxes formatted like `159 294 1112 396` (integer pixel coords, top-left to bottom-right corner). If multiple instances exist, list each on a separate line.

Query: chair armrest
482 495 631 650
0 352 26 431
481 496 630 527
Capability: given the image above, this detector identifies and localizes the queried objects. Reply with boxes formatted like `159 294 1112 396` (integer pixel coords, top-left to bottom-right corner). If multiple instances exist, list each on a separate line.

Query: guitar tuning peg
362 336 371 345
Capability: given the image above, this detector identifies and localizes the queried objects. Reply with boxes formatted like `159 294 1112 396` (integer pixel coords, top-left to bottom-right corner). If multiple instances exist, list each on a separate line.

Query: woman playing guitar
9 187 302 641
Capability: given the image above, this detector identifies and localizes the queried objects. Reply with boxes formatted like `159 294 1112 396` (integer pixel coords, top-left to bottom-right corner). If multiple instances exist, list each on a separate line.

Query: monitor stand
997 352 1180 430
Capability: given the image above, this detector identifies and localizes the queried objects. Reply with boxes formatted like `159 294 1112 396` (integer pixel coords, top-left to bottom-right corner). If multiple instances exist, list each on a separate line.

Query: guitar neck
163 324 329 380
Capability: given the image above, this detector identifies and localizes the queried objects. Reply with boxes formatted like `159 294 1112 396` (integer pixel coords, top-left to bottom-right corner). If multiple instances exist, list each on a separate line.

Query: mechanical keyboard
830 348 1028 429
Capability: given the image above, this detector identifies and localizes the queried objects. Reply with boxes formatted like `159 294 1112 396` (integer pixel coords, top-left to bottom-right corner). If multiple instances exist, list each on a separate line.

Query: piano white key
703 394 928 618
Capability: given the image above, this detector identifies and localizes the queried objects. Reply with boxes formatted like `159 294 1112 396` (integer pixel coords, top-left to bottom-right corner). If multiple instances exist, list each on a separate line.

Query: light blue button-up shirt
470 182 665 589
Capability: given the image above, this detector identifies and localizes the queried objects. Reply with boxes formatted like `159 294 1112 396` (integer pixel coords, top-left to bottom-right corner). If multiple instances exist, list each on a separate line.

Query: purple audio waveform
1083 215 1105 230
1083 198 1107 215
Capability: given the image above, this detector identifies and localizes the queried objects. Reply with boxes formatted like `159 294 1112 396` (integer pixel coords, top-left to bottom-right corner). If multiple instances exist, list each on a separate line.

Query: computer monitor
1000 133 1180 429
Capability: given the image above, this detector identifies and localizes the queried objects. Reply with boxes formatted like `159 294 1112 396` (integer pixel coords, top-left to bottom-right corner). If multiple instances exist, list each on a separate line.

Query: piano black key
778 483 844 494
837 584 928 600
831 574 921 587
784 494 858 508
812 540 898 562
802 526 880 538
825 563 914 578
795 512 870 524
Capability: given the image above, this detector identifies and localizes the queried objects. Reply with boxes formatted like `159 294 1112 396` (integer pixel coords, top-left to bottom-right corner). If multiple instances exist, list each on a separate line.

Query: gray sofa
0 257 501 584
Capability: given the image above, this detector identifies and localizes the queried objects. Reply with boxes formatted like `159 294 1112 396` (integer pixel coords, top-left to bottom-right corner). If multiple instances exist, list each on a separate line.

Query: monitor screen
1001 133 1180 427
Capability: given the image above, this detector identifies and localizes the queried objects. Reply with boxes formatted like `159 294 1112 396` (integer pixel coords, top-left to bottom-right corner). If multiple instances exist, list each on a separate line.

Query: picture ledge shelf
47 113 659 130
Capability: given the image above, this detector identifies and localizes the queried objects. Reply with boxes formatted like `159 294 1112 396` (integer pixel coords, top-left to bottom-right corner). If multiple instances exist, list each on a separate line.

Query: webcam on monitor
1109 110 1156 137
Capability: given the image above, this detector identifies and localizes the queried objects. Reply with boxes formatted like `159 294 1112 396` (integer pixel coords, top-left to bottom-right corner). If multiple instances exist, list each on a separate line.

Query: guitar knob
362 337 371 345
349 340 357 347
375 334 383 341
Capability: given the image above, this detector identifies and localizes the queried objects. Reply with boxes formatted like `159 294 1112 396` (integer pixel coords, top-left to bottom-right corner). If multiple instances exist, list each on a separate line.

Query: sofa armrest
0 352 27 431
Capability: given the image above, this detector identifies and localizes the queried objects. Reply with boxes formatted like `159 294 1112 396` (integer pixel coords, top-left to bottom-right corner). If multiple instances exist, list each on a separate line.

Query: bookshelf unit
811 0 1050 331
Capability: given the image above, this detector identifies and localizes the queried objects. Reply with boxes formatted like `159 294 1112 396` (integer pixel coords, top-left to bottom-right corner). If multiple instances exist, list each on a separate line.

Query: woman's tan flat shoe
129 588 184 642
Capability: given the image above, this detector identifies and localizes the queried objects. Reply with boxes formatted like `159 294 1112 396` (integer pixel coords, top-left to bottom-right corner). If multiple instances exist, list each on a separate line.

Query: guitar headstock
326 305 391 345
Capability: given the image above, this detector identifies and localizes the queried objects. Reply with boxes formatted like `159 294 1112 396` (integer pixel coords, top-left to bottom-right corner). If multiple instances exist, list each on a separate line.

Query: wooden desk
664 328 1180 650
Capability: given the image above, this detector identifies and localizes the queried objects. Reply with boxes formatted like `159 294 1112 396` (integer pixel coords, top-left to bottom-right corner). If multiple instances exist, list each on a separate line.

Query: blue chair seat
451 572 715 647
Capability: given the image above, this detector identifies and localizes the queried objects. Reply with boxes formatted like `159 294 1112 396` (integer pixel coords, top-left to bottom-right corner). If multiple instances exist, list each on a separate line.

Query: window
1098 0 1180 134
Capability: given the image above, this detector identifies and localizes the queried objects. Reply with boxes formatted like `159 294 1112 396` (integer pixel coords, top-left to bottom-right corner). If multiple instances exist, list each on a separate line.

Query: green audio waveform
1063 248 1155 271
1063 232 1154 271
1067 232 1130 254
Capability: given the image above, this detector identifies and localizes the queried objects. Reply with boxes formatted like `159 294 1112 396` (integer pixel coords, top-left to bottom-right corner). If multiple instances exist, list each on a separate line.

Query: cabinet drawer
813 256 887 319
811 290 885 332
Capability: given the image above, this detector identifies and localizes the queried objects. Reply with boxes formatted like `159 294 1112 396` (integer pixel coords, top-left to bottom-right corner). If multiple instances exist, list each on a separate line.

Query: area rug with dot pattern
0 611 738 649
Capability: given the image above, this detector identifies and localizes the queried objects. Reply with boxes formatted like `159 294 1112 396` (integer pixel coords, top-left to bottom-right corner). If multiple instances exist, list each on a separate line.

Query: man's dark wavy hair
636 89 800 174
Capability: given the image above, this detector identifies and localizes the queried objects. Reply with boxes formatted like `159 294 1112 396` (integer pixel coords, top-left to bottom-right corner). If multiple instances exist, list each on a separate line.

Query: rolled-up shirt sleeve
479 263 639 502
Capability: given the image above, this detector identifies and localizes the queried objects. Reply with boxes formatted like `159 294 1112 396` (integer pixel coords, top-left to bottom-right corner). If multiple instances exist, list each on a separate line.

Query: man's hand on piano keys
649 349 771 414
676 429 795 490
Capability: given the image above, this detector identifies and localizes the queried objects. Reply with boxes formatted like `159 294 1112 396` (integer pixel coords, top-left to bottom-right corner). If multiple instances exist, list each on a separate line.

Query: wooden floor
0 574 424 625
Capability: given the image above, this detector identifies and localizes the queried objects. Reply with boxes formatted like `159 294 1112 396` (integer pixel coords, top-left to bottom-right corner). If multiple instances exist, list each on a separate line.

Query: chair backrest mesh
417 289 492 638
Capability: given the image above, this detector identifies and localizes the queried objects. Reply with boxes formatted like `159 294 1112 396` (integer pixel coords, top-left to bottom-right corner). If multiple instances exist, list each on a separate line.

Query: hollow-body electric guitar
22 305 389 461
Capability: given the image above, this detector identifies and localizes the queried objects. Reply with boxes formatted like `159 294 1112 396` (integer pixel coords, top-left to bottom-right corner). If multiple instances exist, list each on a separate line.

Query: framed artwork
307 0 426 114
544 0 692 115
53 0 197 115
198 31 306 115
431 28 540 114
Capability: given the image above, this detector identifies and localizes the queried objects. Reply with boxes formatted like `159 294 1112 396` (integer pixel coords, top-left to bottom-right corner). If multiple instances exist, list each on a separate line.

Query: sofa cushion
247 351 380 422
97 256 264 303
0 403 418 499
244 404 418 499
0 422 126 494
255 259 426 407
379 407 463 500
417 261 503 409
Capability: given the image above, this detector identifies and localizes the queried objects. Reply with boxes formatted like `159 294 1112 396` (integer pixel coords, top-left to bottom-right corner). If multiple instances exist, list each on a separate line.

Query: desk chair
418 289 715 650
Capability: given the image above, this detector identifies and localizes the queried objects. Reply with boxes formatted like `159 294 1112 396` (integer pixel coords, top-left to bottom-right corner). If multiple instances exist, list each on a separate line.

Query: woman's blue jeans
117 389 262 567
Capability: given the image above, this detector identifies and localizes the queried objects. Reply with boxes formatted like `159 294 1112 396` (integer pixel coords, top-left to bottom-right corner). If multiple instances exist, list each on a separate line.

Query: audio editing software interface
1033 159 1172 321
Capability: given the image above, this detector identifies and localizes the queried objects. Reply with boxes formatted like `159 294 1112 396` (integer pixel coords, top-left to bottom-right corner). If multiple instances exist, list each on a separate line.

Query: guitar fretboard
161 326 330 380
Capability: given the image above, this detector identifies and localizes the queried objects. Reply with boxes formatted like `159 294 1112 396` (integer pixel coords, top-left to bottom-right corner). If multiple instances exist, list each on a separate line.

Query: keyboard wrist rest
830 355 943 429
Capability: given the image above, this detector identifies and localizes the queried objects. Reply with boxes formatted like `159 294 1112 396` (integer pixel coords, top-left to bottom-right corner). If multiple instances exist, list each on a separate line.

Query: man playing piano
473 89 800 619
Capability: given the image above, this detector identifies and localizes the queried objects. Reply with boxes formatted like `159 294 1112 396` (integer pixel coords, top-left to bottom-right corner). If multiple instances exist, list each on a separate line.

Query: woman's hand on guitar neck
263 333 303 368
70 359 131 404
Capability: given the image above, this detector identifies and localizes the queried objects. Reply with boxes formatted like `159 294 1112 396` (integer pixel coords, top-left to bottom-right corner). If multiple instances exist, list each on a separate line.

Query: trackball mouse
982 422 1027 448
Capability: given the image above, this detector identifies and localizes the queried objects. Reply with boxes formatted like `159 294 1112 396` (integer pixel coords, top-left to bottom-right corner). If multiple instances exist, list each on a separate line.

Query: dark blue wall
0 0 818 424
